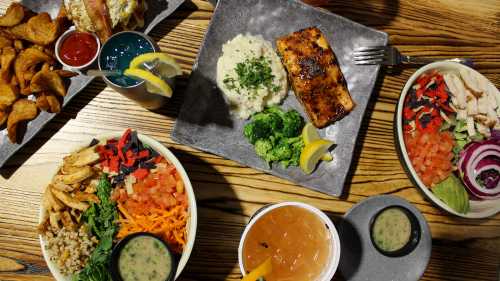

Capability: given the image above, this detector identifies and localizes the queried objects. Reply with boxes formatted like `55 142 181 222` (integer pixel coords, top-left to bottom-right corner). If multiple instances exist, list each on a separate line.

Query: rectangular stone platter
174 0 388 196
0 0 185 168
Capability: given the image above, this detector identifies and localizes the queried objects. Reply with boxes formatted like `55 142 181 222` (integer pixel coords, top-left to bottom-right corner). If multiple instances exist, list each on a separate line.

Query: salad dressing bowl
395 61 500 219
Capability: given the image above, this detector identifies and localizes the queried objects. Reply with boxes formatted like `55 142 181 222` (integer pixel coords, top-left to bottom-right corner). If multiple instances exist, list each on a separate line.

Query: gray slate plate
0 0 185 168
171 0 388 196
338 195 432 281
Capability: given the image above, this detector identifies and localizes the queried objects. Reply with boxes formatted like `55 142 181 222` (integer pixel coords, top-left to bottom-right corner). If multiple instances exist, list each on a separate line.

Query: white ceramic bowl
55 26 100 70
39 132 197 280
395 61 500 219
238 202 341 281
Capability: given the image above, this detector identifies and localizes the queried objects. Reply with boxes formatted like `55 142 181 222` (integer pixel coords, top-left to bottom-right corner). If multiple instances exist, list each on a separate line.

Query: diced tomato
405 131 455 187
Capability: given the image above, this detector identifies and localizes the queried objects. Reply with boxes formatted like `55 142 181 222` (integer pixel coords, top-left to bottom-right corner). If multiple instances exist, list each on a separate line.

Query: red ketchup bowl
55 27 100 70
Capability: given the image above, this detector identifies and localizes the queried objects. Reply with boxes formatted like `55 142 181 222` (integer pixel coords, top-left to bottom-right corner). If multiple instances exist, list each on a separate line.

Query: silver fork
353 46 473 67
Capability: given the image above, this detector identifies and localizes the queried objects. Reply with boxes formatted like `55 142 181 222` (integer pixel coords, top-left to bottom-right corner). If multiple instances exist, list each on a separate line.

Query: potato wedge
9 13 59 45
0 108 8 126
0 46 16 82
74 192 99 204
61 211 76 230
52 178 75 192
35 92 49 111
46 93 61 113
60 165 94 184
14 47 54 92
54 69 78 78
49 211 61 229
51 188 89 211
0 3 26 27
0 82 18 107
72 146 100 167
13 39 22 51
43 185 64 211
6 99 37 143
30 69 66 97
0 36 12 48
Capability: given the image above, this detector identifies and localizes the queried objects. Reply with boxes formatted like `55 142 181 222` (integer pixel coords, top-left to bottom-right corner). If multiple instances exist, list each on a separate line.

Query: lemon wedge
123 68 173 97
129 52 182 79
300 139 334 174
241 257 272 281
301 123 333 162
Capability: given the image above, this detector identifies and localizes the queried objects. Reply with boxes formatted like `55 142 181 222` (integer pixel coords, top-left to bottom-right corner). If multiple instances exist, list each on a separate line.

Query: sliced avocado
432 174 470 214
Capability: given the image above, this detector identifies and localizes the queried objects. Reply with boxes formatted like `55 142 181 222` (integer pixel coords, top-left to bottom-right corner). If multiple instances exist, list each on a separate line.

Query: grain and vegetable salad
38 129 189 279
402 69 500 214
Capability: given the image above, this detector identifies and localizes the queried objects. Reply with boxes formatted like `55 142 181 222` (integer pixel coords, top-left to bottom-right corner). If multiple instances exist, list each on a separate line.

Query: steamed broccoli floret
243 106 305 168
282 110 304 137
254 139 273 158
243 119 271 144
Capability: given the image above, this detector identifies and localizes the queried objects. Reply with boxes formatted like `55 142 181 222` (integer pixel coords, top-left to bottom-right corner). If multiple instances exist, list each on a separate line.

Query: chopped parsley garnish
223 56 281 94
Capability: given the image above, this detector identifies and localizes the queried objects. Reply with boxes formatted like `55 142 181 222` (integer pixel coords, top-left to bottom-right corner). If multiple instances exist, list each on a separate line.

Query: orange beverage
241 204 336 281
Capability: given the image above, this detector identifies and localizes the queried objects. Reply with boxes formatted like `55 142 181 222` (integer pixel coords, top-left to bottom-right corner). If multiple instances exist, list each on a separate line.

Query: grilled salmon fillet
276 27 354 128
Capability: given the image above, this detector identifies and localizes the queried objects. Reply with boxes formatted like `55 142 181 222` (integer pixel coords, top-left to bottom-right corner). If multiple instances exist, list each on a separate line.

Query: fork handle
402 55 474 67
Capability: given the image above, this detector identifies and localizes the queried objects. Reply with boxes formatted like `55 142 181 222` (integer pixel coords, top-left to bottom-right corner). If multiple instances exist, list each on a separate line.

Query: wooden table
0 0 499 280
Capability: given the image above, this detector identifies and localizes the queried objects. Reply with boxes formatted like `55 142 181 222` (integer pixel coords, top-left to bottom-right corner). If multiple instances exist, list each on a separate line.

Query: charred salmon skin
276 27 354 128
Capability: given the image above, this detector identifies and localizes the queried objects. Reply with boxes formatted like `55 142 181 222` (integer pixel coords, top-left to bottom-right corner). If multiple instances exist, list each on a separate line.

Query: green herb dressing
372 208 411 252
118 236 172 281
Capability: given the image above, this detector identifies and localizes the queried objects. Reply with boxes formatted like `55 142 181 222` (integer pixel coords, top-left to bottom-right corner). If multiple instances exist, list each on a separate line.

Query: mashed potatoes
217 34 288 119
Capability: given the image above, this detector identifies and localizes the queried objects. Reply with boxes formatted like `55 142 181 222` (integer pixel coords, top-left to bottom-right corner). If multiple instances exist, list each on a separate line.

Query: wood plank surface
0 0 499 280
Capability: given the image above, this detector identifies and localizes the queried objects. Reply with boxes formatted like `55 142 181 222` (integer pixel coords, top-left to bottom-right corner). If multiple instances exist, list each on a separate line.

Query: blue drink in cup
99 31 170 109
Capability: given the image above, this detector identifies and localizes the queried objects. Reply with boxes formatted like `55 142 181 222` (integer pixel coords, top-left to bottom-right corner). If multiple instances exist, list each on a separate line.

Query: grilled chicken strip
83 0 113 41
276 27 355 128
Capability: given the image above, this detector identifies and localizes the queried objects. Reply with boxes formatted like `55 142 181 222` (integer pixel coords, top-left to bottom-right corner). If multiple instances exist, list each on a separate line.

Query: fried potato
43 185 64 211
0 108 8 126
6 99 37 143
30 69 66 97
35 92 49 111
59 165 94 185
46 93 61 113
0 36 12 48
13 39 22 51
0 3 26 27
61 211 76 230
0 46 16 82
49 211 61 229
55 69 78 78
9 13 59 45
72 146 100 167
52 179 75 192
74 191 99 204
51 188 89 211
14 47 54 92
0 82 18 107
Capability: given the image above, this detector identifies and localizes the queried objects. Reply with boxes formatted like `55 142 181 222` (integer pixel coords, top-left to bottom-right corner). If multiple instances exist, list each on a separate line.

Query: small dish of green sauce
370 206 420 257
111 233 176 281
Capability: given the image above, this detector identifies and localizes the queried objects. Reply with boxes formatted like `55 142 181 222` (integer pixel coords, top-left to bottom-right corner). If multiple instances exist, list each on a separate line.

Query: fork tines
353 46 387 65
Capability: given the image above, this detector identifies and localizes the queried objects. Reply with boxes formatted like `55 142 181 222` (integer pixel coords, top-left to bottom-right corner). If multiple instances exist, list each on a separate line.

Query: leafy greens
73 174 118 281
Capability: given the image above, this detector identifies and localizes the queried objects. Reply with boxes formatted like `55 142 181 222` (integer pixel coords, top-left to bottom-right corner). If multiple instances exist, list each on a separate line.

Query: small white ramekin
238 202 341 281
55 26 100 70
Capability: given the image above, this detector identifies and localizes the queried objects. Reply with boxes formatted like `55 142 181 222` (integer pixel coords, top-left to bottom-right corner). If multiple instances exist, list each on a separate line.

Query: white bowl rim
395 61 500 219
38 131 197 280
237 201 341 281
55 26 100 70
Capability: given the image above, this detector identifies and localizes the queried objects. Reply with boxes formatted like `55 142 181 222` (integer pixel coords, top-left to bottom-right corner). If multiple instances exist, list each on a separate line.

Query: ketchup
59 32 98 67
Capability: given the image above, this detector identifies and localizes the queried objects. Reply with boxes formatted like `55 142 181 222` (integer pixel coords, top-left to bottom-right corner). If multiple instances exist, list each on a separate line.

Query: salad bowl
39 132 197 280
395 61 500 219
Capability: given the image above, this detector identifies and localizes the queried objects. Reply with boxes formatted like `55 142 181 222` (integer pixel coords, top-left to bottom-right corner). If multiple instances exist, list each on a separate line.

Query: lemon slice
301 123 333 162
241 257 272 281
123 68 173 97
129 52 182 79
300 139 334 174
